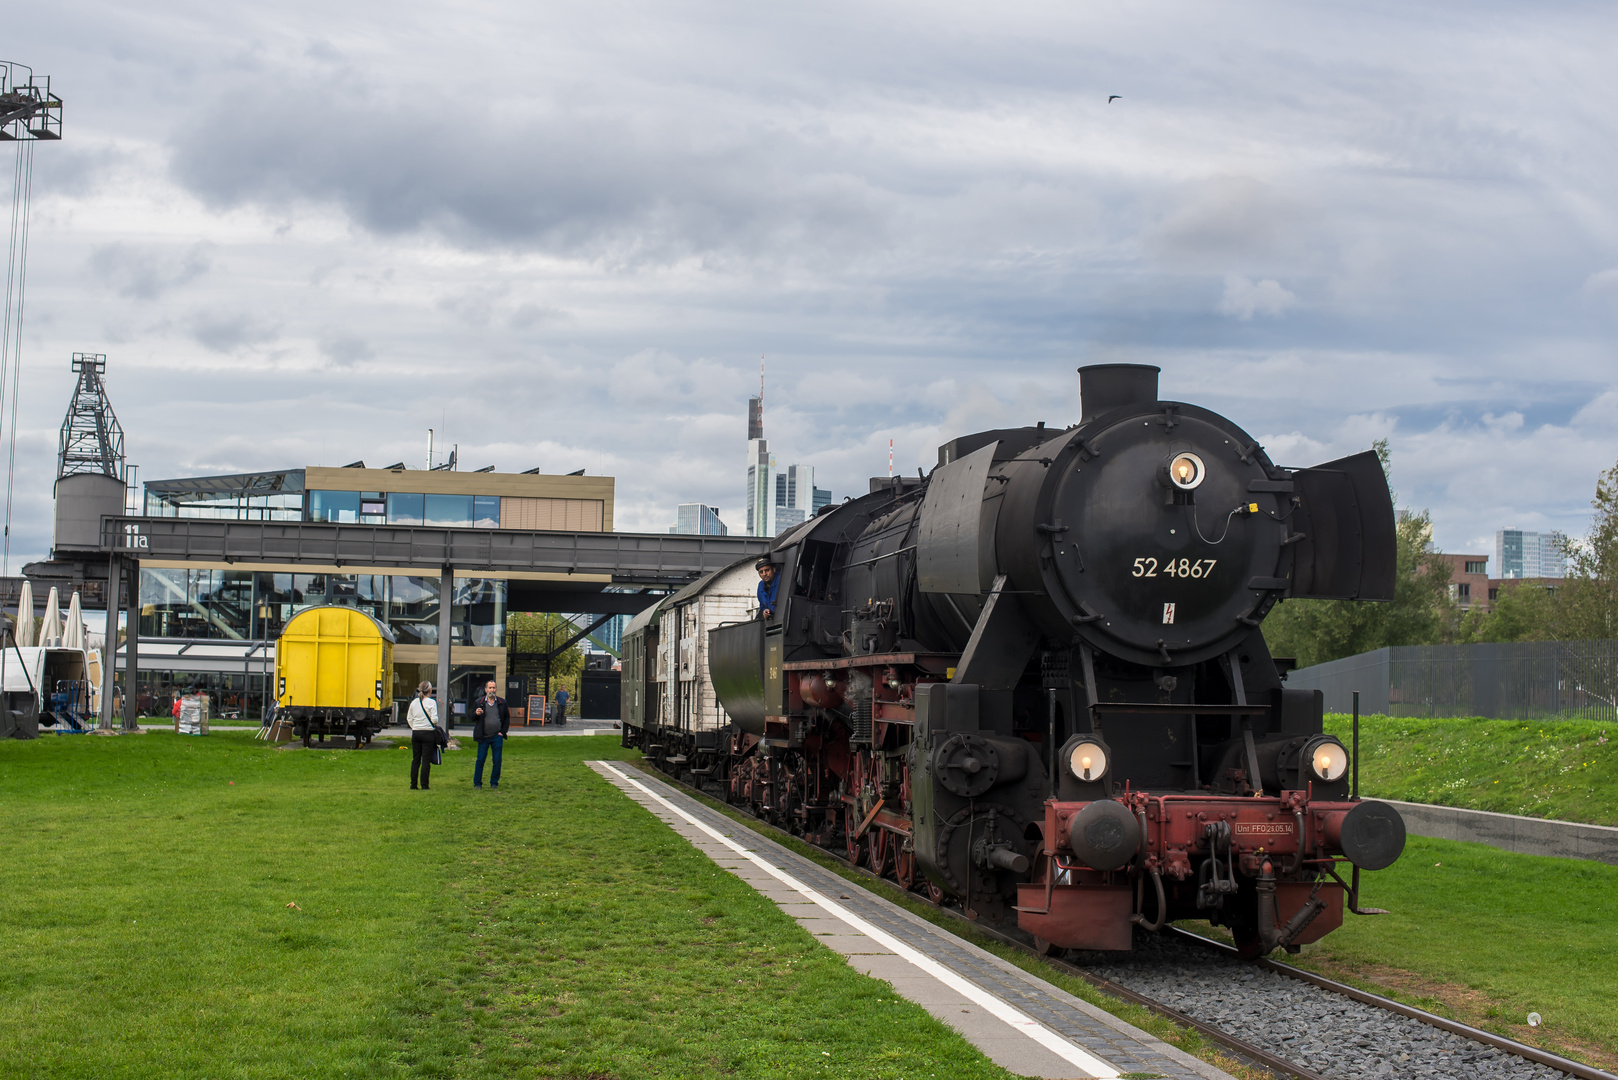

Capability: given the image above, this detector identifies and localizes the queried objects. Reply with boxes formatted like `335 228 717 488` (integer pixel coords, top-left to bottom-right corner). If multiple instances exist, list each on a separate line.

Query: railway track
644 765 1614 1080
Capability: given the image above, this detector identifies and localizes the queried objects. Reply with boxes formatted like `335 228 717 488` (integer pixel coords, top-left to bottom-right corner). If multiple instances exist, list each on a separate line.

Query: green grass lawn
0 732 1026 1080
1324 712 1618 825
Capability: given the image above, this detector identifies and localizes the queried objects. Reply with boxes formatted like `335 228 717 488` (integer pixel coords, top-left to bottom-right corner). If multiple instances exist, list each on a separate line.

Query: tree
1555 457 1618 641
1461 456 1618 644
506 613 588 708
1261 440 1457 668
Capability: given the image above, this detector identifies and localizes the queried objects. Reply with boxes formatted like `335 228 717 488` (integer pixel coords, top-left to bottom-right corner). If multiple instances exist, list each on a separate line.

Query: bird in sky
1108 95 1122 103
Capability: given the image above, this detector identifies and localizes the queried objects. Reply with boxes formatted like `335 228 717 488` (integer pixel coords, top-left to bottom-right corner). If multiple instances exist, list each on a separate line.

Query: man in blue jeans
471 678 510 788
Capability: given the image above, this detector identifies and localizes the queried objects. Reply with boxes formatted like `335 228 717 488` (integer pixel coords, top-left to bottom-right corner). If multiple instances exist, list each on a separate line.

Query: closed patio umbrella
40 587 62 646
14 579 33 646
65 591 85 650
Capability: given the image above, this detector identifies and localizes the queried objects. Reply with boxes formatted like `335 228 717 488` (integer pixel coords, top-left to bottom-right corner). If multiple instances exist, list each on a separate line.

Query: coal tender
702 364 1407 957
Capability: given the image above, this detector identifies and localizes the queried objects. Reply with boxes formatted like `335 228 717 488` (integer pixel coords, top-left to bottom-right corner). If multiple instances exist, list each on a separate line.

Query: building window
387 492 425 525
310 490 362 523
1488 587 1499 601
473 495 500 528
1456 583 1470 600
1464 560 1487 575
424 493 473 528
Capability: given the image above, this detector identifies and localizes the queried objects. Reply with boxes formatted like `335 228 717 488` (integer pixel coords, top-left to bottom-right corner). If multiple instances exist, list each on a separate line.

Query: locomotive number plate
1131 557 1217 578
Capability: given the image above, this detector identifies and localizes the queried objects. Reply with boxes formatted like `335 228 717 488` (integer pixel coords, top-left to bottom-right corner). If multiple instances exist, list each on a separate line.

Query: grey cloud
90 242 213 300
319 334 374 366
190 312 280 353
166 78 896 265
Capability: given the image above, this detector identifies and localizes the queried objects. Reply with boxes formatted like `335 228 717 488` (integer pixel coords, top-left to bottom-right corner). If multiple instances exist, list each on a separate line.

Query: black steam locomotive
624 364 1406 956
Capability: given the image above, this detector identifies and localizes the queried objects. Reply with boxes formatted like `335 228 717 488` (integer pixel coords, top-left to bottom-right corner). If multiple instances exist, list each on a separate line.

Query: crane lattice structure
0 65 61 141
58 353 124 482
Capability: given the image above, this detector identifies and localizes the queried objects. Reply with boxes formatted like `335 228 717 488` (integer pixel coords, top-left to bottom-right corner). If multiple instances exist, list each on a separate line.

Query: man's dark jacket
471 693 510 741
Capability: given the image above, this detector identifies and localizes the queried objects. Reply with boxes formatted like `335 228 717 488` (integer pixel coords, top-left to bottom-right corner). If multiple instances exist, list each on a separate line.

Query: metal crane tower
58 353 124 482
0 65 62 141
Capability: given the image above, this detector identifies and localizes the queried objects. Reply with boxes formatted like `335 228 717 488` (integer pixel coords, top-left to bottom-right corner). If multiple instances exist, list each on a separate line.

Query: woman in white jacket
406 681 440 789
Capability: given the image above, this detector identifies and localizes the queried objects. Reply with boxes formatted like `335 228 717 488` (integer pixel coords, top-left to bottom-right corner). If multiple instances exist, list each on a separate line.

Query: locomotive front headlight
1305 737 1349 782
1168 452 1205 490
1067 740 1110 783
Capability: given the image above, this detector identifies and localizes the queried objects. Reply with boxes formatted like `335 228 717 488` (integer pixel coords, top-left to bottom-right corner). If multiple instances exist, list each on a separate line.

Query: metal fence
1285 640 1618 721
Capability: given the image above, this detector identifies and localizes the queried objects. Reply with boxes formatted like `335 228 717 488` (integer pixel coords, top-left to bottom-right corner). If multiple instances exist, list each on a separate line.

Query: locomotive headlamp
1067 740 1110 783
1167 452 1205 491
1304 736 1349 782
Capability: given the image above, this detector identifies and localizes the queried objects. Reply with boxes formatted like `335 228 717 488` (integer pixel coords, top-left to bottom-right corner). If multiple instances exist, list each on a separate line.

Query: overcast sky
6 0 1617 572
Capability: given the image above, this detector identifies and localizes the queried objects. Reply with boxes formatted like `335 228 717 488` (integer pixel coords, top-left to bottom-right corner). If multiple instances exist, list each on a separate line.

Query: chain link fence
1284 640 1618 721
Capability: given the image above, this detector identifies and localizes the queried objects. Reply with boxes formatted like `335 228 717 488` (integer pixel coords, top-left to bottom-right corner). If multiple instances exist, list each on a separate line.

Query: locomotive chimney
1078 364 1160 423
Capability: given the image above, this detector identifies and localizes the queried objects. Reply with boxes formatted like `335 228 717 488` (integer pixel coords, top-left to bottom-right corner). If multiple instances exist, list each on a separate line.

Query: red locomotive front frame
1019 791 1366 953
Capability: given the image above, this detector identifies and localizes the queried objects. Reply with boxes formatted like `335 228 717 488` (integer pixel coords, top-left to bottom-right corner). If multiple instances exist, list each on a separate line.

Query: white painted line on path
595 761 1120 1080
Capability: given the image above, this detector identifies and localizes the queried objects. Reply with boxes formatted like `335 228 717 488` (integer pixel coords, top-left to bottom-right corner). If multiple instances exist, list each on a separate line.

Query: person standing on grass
406 681 440 790
471 678 509 789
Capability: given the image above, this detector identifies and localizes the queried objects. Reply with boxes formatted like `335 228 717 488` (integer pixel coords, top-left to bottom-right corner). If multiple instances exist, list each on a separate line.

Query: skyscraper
746 438 774 537
741 392 834 536
670 504 728 535
1494 529 1567 579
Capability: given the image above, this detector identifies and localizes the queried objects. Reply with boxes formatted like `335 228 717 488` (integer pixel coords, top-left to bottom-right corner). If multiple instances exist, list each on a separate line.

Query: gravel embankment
1079 933 1568 1080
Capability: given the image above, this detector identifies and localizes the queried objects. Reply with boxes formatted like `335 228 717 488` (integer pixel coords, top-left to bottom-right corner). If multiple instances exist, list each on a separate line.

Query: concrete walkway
589 759 1236 1080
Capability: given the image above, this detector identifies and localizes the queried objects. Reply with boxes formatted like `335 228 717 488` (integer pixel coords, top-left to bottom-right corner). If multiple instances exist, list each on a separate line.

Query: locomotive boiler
633 364 1407 957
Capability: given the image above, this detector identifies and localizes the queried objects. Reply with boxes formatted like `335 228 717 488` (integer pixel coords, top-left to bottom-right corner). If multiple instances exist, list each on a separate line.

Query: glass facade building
138 568 506 647
125 462 617 722
144 469 306 521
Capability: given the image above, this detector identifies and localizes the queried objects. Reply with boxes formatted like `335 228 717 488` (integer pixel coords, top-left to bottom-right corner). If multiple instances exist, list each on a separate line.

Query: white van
2 646 101 739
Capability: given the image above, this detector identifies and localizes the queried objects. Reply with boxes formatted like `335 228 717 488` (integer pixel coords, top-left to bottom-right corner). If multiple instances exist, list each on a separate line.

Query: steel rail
631 761 1326 1080
633 760 1614 1080
1164 927 1617 1080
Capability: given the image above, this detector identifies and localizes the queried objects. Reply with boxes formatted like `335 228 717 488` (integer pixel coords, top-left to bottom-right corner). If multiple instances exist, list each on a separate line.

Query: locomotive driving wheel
867 828 890 877
895 846 916 890
844 806 868 866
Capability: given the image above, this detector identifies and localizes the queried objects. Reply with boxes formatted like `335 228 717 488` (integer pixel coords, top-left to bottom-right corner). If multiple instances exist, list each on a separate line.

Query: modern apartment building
1494 529 1566 580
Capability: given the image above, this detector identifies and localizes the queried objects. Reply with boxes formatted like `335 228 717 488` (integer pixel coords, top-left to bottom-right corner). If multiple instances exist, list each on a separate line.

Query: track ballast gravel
1077 932 1568 1080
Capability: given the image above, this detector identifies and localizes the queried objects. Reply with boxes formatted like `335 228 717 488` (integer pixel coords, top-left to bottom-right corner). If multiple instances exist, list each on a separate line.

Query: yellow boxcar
275 606 395 746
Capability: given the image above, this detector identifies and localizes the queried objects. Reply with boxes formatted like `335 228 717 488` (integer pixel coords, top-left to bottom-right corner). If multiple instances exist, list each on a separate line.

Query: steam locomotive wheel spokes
845 807 868 866
867 827 890 877
895 847 916 890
